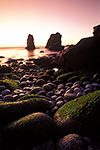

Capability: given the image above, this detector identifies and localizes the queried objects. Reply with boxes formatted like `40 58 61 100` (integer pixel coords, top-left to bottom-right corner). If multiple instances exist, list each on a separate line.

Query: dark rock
0 85 6 92
25 34 35 50
30 87 42 94
1 89 11 96
0 65 12 73
3 94 14 101
55 34 100 71
93 24 100 36
32 139 54 150
35 79 46 86
4 112 56 145
34 56 54 68
56 134 87 150
45 32 64 51
20 81 27 88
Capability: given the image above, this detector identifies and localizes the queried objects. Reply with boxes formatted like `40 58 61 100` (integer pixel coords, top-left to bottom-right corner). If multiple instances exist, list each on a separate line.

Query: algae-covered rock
0 96 50 125
67 75 80 83
56 72 75 82
0 79 19 91
54 90 100 136
4 112 55 145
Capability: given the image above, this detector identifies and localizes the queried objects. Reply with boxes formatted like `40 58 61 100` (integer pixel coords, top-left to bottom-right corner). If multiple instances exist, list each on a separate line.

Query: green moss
54 69 65 77
0 97 49 125
0 79 19 90
56 72 75 82
17 94 52 101
80 76 89 82
67 75 80 83
54 90 100 122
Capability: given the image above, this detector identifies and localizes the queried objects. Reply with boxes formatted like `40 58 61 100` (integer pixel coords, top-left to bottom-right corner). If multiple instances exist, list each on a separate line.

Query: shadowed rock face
55 35 100 71
93 24 100 36
45 32 64 51
26 34 35 50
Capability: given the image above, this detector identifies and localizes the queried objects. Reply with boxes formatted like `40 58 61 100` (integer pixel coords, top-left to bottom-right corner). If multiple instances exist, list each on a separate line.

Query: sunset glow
0 0 100 47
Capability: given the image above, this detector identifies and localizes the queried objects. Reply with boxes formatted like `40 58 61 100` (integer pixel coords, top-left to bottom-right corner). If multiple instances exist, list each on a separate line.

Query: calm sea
0 46 58 64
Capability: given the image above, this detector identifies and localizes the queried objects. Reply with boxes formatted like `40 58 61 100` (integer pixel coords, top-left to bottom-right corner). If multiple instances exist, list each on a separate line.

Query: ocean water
0 46 58 64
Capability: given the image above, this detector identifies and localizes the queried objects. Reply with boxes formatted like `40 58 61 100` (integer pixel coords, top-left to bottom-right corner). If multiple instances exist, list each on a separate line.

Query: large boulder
45 32 64 51
0 95 50 125
3 112 56 147
54 90 100 136
25 34 35 50
55 35 100 71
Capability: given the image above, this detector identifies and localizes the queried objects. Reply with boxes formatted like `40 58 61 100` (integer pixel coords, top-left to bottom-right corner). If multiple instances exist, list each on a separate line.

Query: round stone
56 101 64 107
64 92 76 100
56 134 87 150
74 87 82 93
35 79 46 86
42 84 52 92
3 94 14 101
1 89 11 96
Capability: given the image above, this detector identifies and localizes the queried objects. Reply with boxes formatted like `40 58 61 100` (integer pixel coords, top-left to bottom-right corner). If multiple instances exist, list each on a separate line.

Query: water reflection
27 50 34 59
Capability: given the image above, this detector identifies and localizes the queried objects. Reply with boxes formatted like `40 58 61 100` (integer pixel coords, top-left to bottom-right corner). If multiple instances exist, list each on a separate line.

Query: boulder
54 90 100 136
0 95 50 125
55 35 100 71
45 32 64 51
3 112 56 145
56 134 87 150
25 34 35 50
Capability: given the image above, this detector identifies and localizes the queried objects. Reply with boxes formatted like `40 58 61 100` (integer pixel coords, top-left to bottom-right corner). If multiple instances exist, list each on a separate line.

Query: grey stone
30 87 42 94
57 84 64 90
1 89 11 96
35 79 46 86
74 87 82 93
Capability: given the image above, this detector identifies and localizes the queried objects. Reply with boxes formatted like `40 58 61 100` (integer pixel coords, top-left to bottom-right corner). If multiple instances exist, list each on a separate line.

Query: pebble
3 94 13 101
42 84 52 92
64 92 76 100
1 89 11 96
56 100 64 107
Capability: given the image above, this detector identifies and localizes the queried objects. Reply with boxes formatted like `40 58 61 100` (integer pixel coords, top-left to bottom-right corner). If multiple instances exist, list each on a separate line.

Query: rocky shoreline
0 55 100 150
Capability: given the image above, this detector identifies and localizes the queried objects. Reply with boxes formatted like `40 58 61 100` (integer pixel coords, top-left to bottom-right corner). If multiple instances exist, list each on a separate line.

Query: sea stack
26 34 35 50
45 32 64 51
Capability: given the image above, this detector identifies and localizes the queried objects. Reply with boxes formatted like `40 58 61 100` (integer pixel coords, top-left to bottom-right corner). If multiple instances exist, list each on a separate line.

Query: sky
0 0 100 47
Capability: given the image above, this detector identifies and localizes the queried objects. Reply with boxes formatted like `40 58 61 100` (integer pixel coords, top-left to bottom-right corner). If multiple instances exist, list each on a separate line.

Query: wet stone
56 100 64 107
0 94 2 99
3 94 14 101
57 84 65 90
20 81 27 88
0 85 6 92
1 89 11 96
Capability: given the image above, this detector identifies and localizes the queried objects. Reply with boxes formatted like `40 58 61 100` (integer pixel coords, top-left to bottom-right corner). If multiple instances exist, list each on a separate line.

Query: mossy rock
17 94 52 101
0 97 50 125
80 76 89 82
0 79 19 91
4 112 56 146
56 72 75 82
54 90 100 136
67 75 80 83
54 69 65 78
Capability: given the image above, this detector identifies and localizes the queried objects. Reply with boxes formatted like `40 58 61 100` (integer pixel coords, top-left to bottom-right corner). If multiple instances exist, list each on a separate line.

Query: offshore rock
45 32 64 51
25 34 35 50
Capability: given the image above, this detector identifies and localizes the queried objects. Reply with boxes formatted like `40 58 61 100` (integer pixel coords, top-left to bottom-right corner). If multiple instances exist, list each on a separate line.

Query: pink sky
0 0 100 46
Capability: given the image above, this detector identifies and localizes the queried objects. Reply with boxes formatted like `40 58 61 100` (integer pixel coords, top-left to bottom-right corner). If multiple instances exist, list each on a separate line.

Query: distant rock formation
93 24 100 36
45 32 64 51
55 26 100 72
25 34 35 50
